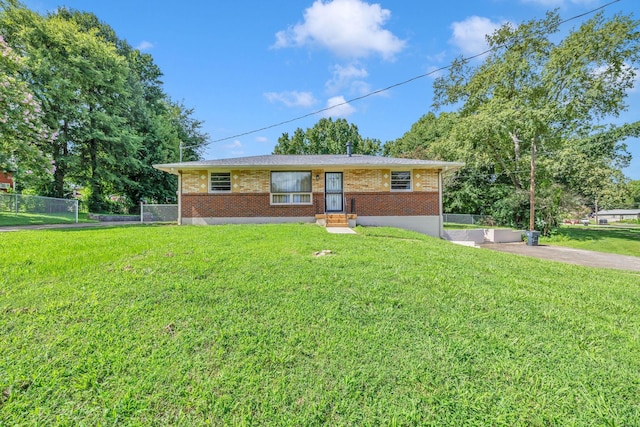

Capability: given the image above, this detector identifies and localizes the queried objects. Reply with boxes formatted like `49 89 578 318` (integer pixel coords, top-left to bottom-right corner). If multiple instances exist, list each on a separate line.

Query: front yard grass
0 211 95 226
1 224 639 425
540 225 640 257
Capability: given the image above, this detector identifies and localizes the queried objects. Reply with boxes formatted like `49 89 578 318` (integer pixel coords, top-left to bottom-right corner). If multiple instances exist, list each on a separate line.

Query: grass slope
1 224 639 426
541 225 640 257
0 212 95 227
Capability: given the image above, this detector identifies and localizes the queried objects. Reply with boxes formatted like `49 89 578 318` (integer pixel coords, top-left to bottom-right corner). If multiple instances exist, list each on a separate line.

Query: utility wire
190 0 621 149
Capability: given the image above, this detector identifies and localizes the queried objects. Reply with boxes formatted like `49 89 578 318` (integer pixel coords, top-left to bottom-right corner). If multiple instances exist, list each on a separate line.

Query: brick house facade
155 154 463 237
0 171 13 192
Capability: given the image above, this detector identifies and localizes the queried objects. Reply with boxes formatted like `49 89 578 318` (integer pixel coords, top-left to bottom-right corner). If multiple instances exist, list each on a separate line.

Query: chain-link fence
443 213 492 225
0 193 78 223
140 203 178 223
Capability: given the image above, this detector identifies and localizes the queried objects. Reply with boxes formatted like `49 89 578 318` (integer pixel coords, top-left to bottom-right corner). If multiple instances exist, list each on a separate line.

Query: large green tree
274 117 382 155
0 31 53 189
429 10 640 231
0 1 209 211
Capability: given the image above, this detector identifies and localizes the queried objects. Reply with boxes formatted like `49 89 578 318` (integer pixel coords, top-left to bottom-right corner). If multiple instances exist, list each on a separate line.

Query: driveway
480 242 640 272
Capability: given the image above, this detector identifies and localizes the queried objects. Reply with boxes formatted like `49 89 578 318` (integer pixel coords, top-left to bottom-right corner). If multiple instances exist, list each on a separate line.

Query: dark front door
325 172 343 212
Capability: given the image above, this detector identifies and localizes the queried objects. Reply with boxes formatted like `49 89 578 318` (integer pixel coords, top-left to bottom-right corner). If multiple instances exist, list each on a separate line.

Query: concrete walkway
325 226 357 234
480 242 640 272
0 221 141 232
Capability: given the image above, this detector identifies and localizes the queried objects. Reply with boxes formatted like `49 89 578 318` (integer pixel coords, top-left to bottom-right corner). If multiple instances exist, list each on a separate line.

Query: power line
197 0 621 148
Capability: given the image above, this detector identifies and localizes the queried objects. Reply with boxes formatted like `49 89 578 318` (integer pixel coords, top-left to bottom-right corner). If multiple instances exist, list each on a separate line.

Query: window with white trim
391 171 412 191
270 171 312 205
210 172 231 192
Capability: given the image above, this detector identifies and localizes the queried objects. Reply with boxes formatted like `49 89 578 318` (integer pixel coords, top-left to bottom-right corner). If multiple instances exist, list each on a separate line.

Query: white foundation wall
356 216 441 237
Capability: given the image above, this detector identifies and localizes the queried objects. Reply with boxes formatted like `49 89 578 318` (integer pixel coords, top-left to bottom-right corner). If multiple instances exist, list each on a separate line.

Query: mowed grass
1 224 639 426
541 225 640 257
0 212 95 227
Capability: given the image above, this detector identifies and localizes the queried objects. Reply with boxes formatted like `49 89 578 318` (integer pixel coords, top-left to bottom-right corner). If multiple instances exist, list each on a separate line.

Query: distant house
597 209 640 222
154 154 464 237
0 171 13 192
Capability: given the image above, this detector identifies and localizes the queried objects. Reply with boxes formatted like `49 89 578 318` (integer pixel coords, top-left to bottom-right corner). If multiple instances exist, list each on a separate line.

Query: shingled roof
154 154 464 174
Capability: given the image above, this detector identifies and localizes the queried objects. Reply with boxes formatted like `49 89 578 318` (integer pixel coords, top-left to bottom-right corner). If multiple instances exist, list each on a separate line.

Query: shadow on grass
0 212 96 227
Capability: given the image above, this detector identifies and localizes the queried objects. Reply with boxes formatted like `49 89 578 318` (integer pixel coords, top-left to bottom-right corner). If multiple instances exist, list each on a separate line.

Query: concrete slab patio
480 242 640 272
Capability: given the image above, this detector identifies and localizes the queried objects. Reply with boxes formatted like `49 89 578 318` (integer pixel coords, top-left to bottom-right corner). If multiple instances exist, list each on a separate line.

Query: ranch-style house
154 153 464 237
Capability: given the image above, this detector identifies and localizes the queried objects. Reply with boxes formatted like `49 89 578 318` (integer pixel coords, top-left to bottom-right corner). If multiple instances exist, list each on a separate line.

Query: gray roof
154 154 464 174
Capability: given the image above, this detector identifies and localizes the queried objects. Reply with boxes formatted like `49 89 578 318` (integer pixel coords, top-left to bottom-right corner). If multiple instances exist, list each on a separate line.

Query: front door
325 172 343 212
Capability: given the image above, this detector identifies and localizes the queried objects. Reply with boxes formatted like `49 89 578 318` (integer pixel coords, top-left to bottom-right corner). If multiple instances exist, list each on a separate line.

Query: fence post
140 202 144 223
75 200 79 223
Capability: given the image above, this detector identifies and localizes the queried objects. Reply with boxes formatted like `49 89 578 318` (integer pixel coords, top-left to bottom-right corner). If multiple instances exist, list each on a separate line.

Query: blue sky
24 0 640 179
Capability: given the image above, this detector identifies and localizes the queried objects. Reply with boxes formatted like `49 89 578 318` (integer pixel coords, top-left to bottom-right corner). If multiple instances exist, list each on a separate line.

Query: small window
391 171 411 191
210 172 231 192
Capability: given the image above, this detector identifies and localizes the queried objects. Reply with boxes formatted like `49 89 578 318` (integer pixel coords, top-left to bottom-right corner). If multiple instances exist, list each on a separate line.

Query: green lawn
0 212 95 226
541 225 640 257
1 224 639 425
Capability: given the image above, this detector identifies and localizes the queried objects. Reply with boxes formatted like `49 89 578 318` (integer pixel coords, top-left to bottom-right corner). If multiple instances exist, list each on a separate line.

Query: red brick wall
183 193 321 217
183 191 439 218
345 192 439 216
0 172 13 191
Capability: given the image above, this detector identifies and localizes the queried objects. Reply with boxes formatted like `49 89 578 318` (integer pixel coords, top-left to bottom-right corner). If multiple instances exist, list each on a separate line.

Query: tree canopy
274 118 382 156
0 1 209 212
388 10 640 232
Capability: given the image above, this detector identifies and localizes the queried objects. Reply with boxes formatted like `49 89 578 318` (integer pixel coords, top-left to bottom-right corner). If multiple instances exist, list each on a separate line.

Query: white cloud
255 136 269 143
593 63 640 93
225 140 242 149
325 64 370 95
449 16 504 56
136 41 154 51
323 96 356 117
273 0 405 60
264 91 318 108
223 140 244 156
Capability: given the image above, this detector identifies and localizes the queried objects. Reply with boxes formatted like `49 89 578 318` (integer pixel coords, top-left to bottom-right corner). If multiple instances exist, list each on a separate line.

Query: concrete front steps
443 228 524 247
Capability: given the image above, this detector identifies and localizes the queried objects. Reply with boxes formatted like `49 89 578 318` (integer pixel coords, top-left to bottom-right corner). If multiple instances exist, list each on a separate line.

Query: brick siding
182 170 208 193
344 169 389 192
345 192 439 216
183 193 320 217
180 167 441 218
183 191 439 218
231 170 270 193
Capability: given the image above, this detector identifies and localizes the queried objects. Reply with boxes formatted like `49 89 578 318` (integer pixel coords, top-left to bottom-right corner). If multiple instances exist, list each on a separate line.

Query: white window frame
0 183 10 190
209 172 231 193
391 171 412 191
270 171 313 205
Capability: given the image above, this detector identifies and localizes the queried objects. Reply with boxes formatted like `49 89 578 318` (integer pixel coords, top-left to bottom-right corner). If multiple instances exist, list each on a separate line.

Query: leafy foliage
388 11 640 233
0 1 209 212
274 117 382 155
0 32 54 188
